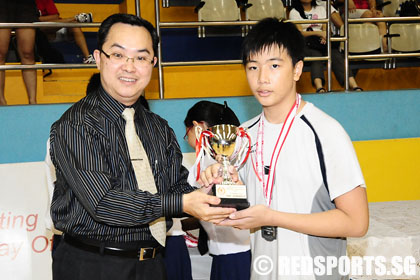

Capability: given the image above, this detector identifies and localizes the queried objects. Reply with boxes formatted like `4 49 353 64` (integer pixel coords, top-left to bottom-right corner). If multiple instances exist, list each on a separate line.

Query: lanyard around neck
254 94 301 206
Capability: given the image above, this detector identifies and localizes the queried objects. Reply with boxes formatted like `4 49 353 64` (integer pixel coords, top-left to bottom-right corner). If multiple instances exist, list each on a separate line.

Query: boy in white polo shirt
199 18 369 280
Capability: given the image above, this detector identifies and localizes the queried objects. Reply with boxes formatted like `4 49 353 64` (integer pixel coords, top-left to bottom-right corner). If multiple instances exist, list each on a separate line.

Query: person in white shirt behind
289 0 363 93
183 100 251 280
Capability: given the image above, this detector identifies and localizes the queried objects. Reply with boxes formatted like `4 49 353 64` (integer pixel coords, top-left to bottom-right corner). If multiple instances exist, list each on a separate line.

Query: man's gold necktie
122 108 166 246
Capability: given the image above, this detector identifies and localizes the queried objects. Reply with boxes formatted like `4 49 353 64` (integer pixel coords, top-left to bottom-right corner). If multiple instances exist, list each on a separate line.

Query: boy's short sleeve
322 119 366 201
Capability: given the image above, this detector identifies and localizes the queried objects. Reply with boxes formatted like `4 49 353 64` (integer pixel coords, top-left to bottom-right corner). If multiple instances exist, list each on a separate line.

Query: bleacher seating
196 0 242 37
382 0 400 16
389 23 420 52
244 0 286 20
242 0 286 34
4 0 420 104
197 0 241 21
49 32 97 63
341 24 382 54
54 0 123 3
164 0 201 7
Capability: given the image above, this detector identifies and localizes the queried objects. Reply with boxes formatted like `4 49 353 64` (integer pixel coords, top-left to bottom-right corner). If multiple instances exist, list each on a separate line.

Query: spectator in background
35 0 95 63
316 0 344 34
0 0 38 105
290 0 363 92
338 0 388 51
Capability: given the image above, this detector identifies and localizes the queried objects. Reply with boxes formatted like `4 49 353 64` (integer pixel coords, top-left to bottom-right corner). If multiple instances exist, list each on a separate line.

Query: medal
253 94 301 243
254 94 301 206
261 226 277 241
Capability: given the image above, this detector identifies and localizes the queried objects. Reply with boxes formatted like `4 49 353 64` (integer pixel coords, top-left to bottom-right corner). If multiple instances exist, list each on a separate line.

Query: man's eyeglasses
100 49 154 68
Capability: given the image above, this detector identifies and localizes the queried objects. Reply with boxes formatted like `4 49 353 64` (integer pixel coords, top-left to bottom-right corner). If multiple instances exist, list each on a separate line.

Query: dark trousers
163 236 192 280
210 250 251 280
305 47 355 86
53 238 167 280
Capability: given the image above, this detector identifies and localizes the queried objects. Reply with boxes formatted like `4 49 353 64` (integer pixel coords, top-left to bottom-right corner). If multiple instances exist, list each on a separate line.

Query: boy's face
245 45 303 114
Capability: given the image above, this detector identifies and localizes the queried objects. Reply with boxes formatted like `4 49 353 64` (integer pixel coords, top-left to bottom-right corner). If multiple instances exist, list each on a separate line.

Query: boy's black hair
241 17 305 66
184 101 240 128
97 14 159 58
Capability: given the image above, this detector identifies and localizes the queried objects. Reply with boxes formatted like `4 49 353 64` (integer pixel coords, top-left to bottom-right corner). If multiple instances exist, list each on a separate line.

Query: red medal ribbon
253 94 301 206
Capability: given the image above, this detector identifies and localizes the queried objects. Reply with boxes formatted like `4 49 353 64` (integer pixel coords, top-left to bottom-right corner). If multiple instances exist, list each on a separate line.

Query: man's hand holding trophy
195 124 251 210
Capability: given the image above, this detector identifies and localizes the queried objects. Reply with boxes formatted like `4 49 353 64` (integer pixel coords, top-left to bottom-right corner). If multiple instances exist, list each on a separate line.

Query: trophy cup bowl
206 124 250 210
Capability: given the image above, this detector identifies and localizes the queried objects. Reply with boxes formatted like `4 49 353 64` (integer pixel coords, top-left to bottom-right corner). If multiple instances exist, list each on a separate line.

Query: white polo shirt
240 102 365 280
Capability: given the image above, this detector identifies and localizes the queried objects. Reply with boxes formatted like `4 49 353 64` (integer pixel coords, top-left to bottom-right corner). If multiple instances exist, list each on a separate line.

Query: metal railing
153 1 420 98
161 56 330 67
154 0 336 98
0 22 100 70
1 0 419 99
344 16 420 89
0 22 100 28
0 0 141 71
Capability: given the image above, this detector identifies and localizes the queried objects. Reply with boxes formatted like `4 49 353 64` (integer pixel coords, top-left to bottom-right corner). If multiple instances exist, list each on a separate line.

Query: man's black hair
184 101 240 128
97 13 159 58
241 17 305 66
139 95 150 110
86 73 101 94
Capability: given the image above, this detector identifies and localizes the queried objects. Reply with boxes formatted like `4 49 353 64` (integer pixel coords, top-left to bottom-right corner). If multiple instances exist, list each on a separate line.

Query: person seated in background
35 0 95 63
337 0 388 51
289 0 363 92
316 0 344 34
0 0 38 105
183 101 251 280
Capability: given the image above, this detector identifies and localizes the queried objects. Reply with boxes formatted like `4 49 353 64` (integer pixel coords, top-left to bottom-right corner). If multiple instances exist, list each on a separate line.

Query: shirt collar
97 85 145 122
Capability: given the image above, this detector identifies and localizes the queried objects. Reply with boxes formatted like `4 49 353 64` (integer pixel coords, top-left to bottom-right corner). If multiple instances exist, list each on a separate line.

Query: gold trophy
196 124 251 210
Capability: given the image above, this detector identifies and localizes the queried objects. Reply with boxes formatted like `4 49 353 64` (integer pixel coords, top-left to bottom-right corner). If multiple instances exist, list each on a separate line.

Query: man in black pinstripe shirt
49 14 235 280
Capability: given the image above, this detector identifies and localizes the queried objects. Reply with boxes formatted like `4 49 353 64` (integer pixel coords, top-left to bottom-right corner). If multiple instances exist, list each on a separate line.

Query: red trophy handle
236 127 251 168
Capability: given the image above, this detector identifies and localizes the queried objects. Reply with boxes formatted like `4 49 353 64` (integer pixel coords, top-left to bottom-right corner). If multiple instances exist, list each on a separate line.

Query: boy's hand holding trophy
196 124 251 210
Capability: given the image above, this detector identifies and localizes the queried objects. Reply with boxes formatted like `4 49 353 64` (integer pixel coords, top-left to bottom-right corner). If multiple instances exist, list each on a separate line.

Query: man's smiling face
94 23 156 106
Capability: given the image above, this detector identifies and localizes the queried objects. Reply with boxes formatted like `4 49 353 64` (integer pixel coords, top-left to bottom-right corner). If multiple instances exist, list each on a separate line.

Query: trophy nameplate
198 124 251 210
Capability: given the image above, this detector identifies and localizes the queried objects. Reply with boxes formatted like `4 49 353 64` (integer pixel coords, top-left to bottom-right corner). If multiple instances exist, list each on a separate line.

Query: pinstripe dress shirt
49 86 195 243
